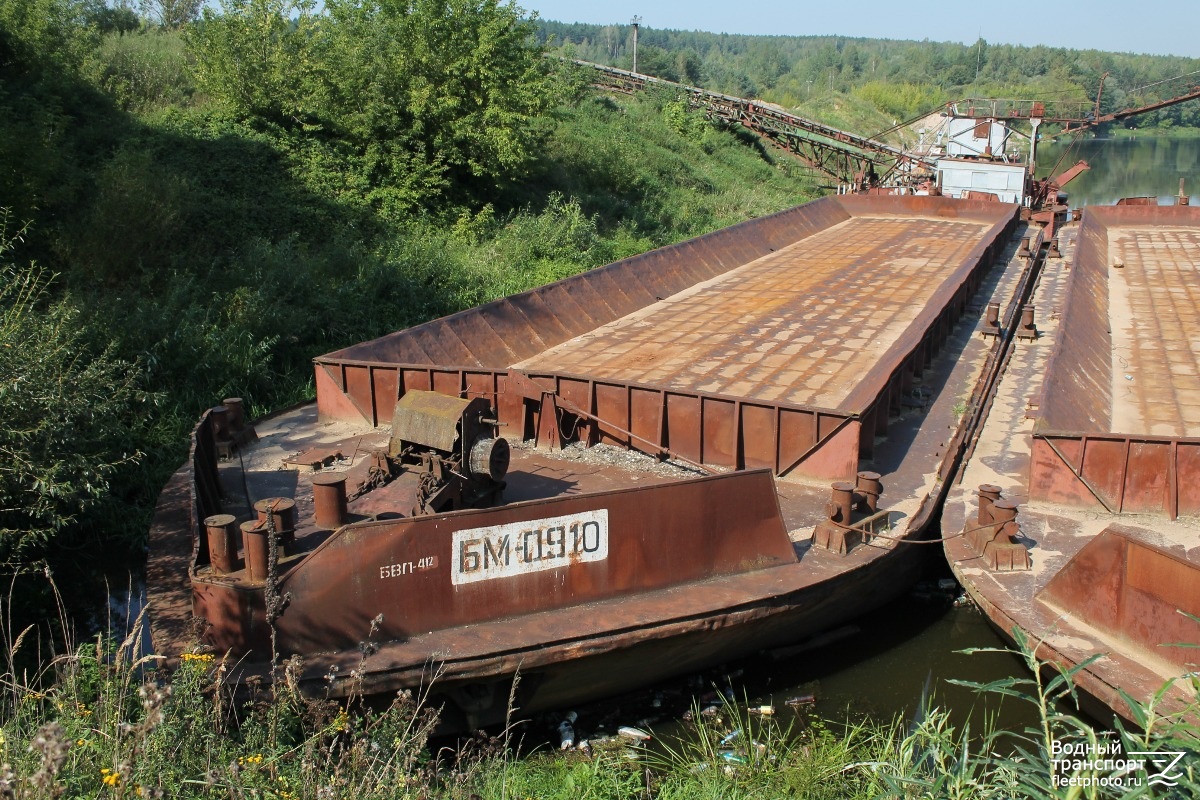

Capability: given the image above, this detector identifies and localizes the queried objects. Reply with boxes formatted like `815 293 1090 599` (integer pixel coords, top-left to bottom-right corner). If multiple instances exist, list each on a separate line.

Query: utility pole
631 15 641 74
975 31 982 83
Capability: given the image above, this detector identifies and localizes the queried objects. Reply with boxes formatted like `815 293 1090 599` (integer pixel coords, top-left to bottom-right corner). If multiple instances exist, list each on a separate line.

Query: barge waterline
148 195 1025 729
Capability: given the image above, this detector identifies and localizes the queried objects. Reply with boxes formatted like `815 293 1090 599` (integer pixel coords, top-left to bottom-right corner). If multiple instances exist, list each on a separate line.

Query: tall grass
3 571 1192 800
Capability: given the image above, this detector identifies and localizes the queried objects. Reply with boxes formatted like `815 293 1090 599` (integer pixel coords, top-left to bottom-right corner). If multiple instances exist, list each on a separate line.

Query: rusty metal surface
195 469 796 656
1031 205 1200 517
181 209 1023 683
320 196 852 370
315 197 1017 481
1038 526 1200 670
318 197 1009 385
1039 205 1200 436
148 195 1034 727
1107 222 1200 437
943 212 1200 724
515 215 991 411
389 390 471 453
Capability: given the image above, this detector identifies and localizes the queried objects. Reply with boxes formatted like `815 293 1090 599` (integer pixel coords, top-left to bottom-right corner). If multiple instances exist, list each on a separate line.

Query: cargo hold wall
1031 205 1200 518
315 196 1017 482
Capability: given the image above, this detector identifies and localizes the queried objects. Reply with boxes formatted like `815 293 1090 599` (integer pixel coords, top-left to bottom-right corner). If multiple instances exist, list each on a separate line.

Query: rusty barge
147 195 1028 728
942 201 1200 723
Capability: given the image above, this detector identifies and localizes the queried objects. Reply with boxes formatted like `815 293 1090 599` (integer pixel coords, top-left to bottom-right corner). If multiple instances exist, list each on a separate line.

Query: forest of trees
537 19 1200 129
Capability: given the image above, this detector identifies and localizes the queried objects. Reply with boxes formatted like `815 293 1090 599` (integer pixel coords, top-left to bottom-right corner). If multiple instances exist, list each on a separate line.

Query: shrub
0 215 150 562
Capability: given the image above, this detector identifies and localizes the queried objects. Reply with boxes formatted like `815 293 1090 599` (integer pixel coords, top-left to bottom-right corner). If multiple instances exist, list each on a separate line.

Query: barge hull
147 196 1025 728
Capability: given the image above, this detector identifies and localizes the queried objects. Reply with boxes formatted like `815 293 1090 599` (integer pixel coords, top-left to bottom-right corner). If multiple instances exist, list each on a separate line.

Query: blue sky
524 1 1200 59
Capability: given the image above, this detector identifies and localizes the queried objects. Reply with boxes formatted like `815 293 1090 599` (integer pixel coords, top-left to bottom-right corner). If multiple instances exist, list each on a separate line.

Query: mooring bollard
204 514 238 574
312 471 350 529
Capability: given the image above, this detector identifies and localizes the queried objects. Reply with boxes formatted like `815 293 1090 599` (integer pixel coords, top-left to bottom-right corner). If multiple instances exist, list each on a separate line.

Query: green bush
0 217 151 562
93 29 193 112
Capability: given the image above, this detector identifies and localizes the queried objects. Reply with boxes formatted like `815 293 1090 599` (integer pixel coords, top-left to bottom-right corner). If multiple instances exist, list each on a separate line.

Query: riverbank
1090 126 1200 140
6 592 1198 799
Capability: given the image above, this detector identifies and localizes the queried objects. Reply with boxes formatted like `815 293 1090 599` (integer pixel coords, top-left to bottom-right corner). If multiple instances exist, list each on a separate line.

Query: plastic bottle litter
785 693 816 706
558 720 575 750
617 725 652 742
748 704 775 716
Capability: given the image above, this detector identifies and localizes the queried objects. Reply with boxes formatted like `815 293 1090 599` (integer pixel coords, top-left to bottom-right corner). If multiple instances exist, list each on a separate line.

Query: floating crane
579 59 1200 214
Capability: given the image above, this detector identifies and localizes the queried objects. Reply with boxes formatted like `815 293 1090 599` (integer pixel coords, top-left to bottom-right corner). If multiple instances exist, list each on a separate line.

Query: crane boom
1060 83 1200 135
576 60 935 188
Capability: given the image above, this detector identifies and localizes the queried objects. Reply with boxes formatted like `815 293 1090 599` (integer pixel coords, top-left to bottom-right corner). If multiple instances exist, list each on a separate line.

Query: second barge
943 201 1200 724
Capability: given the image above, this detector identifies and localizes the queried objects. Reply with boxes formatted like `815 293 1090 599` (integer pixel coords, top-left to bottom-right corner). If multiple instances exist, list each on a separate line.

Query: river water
1039 134 1200 207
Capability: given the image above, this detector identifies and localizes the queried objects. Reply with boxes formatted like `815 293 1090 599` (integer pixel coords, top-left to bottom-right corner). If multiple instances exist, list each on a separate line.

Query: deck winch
388 390 509 514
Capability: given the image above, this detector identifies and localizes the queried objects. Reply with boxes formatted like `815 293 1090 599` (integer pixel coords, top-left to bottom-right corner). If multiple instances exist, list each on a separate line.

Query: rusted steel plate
313 197 1015 480
195 469 793 656
390 391 471 453
1107 223 1200 436
370 368 399 426
317 197 999 375
515 213 998 414
1038 526 1200 671
1039 205 1200 437
1032 206 1200 516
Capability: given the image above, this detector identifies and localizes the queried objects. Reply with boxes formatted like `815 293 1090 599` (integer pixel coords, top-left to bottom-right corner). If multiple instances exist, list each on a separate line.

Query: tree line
537 19 1200 128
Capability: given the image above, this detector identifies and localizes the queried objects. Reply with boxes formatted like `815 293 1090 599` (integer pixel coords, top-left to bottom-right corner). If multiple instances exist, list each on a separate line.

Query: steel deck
943 204 1200 725
315 197 1018 482
1108 224 1200 437
516 215 991 410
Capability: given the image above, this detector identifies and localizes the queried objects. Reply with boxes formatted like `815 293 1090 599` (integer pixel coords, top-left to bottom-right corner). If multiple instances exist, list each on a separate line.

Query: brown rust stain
515 216 990 410
1040 205 1200 438
1038 526 1200 673
1108 224 1200 437
1031 206 1200 515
